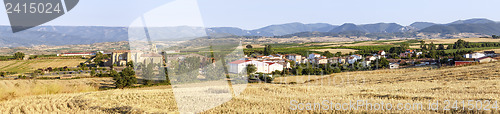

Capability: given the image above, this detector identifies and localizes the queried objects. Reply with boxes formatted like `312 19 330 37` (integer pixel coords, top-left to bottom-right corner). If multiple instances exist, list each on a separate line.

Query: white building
338 57 346 64
363 56 377 67
464 52 486 59
475 57 498 63
366 56 377 61
416 52 423 56
347 54 363 64
351 54 363 59
313 58 328 64
308 53 321 59
301 58 309 64
378 50 386 56
228 60 284 74
269 54 284 59
348 57 358 64
286 54 302 64
390 63 399 69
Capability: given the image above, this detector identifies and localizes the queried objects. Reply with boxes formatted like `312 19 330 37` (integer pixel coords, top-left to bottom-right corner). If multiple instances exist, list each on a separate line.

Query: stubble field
0 61 499 113
0 59 86 73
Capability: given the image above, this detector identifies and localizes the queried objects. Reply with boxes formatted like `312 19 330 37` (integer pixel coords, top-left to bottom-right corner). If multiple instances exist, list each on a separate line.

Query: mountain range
211 18 500 36
206 23 337 37
0 18 499 47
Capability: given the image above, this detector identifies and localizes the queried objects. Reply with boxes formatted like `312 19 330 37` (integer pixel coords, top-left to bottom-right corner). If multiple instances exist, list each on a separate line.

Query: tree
126 61 134 68
14 52 25 60
493 35 500 39
335 52 342 57
428 50 438 59
90 70 96 76
333 68 341 73
429 42 436 50
110 64 116 70
400 42 410 50
420 40 426 49
294 65 303 75
113 67 137 89
447 44 453 49
322 51 334 58
371 58 389 69
438 44 445 50
271 70 282 76
454 39 466 49
245 64 257 76
263 45 274 56
246 45 253 49
142 62 155 85
259 75 274 83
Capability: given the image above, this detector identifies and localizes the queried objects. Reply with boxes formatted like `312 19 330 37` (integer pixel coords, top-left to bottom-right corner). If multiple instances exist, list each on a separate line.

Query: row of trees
452 39 500 49
492 35 500 39
14 52 25 60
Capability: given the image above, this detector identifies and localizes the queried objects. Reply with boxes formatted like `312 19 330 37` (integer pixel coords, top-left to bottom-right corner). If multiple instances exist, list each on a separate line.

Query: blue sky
1 0 500 29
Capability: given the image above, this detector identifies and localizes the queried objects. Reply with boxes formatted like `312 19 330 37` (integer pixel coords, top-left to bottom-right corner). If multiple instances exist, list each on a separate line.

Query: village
228 48 499 77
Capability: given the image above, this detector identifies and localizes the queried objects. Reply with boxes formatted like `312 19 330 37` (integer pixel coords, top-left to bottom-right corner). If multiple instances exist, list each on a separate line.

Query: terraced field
0 62 499 113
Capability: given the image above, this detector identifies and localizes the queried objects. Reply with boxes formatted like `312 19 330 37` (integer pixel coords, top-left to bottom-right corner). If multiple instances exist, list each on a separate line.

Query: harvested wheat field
1 62 500 113
273 75 329 84
0 59 86 73
0 78 114 101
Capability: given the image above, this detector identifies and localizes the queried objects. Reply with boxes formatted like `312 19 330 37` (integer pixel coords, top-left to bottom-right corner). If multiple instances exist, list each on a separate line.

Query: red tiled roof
229 60 250 64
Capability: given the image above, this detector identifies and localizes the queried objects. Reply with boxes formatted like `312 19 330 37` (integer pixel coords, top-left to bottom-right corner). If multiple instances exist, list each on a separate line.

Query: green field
0 59 86 74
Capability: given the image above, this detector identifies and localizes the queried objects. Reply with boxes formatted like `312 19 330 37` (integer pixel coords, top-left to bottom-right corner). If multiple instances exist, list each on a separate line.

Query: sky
1 0 500 30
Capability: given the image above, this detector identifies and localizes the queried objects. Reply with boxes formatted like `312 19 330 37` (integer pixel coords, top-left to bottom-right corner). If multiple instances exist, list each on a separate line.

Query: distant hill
0 26 128 47
0 26 207 47
329 23 407 33
448 18 495 25
410 22 437 30
419 23 500 35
